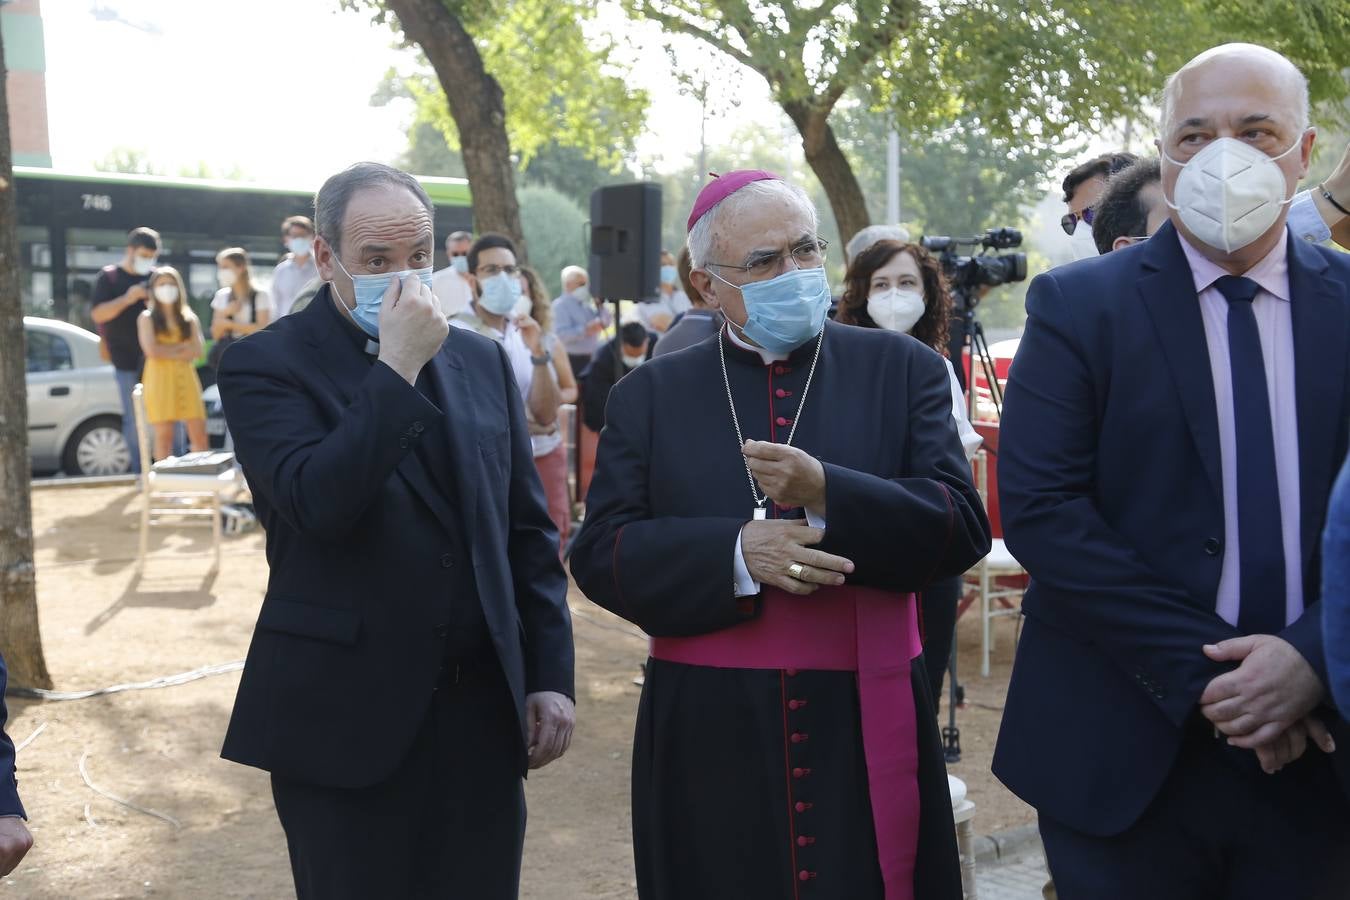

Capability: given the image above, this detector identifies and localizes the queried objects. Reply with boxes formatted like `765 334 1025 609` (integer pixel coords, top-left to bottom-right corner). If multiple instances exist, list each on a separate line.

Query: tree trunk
783 101 872 250
0 36 53 690
385 0 527 260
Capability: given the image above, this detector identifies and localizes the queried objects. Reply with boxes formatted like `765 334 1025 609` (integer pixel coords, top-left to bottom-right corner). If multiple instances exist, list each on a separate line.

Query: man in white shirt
431 230 475 318
271 216 320 318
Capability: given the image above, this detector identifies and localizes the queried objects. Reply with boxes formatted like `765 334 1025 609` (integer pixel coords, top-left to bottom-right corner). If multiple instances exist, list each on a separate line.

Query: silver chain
718 324 826 513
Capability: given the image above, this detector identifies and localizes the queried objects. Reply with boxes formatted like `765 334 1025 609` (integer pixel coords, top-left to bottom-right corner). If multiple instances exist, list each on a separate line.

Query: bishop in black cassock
570 170 991 900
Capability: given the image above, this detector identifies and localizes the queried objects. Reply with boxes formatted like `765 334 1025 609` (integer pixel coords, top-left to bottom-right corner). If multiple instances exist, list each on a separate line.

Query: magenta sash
650 585 922 900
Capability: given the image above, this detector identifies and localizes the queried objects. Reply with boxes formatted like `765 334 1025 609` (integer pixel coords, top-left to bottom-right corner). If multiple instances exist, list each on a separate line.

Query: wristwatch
531 353 551 366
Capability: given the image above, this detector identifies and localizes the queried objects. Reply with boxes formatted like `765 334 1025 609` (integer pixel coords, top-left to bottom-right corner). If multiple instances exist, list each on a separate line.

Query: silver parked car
24 316 131 476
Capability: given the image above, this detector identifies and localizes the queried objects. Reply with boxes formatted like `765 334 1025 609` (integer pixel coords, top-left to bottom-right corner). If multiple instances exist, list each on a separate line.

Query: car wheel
63 416 132 476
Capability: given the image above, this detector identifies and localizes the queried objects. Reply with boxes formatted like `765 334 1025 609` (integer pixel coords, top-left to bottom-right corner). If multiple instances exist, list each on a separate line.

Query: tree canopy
628 0 1350 242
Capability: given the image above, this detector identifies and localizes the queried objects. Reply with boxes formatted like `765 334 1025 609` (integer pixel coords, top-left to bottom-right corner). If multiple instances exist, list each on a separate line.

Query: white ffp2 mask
867 288 926 335
1164 136 1301 254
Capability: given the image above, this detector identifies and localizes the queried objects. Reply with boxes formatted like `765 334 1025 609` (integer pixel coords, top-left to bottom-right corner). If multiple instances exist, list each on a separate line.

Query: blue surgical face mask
332 255 433 338
712 265 831 353
287 237 313 256
660 264 677 285
450 255 469 274
478 272 523 317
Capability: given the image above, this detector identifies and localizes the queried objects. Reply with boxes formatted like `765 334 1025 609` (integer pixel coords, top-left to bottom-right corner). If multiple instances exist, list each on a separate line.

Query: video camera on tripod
920 228 1027 310
922 227 1026 427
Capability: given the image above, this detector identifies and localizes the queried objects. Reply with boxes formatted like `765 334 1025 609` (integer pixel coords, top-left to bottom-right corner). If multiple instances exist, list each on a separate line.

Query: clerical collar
724 322 788 365
324 286 380 358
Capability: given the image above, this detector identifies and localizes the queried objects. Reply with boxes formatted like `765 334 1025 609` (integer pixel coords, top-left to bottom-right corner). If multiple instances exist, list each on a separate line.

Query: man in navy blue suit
995 43 1350 899
0 654 33 876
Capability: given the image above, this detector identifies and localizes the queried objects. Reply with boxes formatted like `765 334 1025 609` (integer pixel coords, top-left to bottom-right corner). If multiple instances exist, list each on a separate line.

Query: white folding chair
133 385 238 571
966 449 1027 677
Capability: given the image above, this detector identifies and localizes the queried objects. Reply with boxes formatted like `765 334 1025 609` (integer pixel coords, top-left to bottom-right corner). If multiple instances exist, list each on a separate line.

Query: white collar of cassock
724 321 789 366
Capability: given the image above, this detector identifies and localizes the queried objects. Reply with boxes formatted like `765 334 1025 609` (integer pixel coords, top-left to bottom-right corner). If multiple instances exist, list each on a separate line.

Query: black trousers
1040 717 1350 900
920 576 961 707
271 661 526 900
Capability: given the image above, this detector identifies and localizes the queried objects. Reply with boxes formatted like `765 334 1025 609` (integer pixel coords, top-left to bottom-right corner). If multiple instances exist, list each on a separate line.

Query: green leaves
360 0 648 173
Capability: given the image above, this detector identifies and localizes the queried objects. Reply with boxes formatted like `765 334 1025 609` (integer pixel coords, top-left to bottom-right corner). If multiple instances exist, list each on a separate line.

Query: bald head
1160 43 1308 138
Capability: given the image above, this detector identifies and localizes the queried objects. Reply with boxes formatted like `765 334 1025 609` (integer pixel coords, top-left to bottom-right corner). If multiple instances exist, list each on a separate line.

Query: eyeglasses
477 264 519 277
1060 208 1095 236
707 238 829 281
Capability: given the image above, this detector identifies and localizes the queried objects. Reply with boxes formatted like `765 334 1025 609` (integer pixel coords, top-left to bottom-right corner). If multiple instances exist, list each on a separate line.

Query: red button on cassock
774 366 787 375
797 835 816 847
775 388 787 398
795 801 808 813
791 732 809 743
798 870 816 881
776 416 790 427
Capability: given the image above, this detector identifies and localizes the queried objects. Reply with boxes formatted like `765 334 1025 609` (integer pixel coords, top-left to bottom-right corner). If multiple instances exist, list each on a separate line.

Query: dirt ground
2 484 1032 899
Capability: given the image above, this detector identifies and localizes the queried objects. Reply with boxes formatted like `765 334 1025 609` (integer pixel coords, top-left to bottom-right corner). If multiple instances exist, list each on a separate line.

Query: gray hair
315 162 434 254
687 179 818 269
560 265 588 285
846 224 911 262
1159 43 1310 139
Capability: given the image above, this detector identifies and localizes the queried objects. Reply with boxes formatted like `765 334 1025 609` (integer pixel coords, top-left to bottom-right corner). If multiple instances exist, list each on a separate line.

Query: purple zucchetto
686 169 782 232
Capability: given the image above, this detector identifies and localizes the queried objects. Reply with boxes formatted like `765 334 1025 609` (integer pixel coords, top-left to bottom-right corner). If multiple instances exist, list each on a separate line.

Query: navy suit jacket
217 288 573 788
0 655 21 817
993 222 1350 836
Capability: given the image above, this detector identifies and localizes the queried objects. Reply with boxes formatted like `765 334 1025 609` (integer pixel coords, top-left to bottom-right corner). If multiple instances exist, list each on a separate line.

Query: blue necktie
1214 275 1285 635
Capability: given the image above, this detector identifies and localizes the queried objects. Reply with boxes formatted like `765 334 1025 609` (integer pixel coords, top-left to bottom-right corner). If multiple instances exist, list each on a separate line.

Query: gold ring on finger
788 562 805 580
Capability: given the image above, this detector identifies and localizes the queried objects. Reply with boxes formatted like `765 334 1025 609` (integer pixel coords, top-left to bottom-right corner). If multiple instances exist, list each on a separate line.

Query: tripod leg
943 604 962 763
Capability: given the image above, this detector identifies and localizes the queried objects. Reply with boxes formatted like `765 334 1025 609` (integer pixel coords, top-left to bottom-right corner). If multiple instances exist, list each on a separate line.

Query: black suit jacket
217 288 573 787
993 223 1350 835
0 654 21 818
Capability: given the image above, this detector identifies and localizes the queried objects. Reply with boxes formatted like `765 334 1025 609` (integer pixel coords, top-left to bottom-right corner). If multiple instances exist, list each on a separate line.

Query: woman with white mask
208 247 273 370
836 238 982 705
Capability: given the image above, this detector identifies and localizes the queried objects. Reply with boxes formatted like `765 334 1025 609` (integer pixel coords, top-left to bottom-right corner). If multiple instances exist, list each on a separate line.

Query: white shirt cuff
733 527 759 597
1288 190 1333 245
806 509 826 529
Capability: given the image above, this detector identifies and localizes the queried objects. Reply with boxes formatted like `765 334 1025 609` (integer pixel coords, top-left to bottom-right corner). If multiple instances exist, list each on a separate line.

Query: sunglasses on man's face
1061 207 1096 236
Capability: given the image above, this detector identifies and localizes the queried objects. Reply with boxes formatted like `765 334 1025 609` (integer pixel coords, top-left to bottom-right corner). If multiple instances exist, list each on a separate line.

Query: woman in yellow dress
136 266 208 460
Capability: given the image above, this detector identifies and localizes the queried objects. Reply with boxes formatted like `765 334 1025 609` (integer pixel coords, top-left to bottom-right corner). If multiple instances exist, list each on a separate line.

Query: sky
41 0 787 187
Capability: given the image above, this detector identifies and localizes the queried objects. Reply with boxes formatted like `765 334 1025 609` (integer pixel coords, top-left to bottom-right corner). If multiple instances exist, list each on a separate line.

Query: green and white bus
14 167 473 326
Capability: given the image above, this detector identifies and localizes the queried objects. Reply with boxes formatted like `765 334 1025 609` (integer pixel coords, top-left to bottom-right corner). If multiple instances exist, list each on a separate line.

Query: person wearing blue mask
215 162 574 900
570 170 990 900
270 216 319 319
637 248 692 333
449 233 563 434
431 230 475 318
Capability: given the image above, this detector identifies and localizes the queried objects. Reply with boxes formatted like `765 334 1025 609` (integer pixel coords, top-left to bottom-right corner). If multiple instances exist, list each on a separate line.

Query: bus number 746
81 193 112 211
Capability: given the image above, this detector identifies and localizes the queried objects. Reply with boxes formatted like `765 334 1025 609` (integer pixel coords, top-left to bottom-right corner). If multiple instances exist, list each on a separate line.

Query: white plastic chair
966 449 1027 677
132 385 238 571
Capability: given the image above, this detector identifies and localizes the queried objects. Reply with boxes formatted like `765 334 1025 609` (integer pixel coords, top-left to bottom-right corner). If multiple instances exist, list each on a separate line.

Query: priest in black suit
570 170 990 900
217 163 574 900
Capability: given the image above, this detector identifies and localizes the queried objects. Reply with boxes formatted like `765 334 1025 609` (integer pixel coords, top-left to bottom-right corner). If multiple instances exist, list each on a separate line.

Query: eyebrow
1176 112 1279 131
